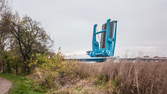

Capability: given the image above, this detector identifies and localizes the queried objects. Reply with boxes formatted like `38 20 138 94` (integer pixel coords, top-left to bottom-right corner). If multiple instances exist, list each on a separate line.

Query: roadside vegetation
0 73 44 94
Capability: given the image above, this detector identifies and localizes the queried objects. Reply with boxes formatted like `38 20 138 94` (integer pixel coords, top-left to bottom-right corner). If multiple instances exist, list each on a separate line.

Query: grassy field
45 60 167 94
1 60 167 94
73 60 167 94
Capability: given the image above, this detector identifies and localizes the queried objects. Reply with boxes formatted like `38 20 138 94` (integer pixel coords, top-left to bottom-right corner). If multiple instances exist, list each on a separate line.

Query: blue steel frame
88 19 117 57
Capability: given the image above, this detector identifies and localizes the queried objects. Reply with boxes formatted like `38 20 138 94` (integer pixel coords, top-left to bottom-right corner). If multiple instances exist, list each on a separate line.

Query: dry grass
32 59 167 94
75 60 167 94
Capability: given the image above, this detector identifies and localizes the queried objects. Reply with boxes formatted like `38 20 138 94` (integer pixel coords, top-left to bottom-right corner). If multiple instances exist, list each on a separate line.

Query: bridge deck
65 57 167 62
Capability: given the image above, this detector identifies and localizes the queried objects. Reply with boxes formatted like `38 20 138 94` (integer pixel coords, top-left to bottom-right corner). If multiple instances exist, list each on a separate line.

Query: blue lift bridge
66 19 118 62
87 19 117 57
66 19 167 62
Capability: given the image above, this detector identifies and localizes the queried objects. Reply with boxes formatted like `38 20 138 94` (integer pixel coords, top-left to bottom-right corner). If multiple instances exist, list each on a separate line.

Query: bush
0 51 23 74
29 53 78 91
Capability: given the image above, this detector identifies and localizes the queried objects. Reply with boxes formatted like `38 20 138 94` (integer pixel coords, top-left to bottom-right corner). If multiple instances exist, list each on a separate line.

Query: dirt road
0 77 12 94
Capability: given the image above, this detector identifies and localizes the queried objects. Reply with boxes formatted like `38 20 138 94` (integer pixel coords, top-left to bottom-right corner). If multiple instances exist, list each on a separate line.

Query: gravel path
0 77 12 94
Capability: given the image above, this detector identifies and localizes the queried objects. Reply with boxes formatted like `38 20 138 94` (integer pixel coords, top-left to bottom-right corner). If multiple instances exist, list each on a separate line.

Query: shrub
29 53 78 91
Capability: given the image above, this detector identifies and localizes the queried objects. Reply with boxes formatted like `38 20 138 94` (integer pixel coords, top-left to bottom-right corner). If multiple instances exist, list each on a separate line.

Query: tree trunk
15 63 18 74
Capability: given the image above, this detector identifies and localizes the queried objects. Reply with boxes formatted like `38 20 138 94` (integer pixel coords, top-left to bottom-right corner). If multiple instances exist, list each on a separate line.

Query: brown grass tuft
75 60 167 94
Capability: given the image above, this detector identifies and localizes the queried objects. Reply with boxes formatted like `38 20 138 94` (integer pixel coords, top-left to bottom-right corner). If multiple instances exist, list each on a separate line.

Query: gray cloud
10 0 167 57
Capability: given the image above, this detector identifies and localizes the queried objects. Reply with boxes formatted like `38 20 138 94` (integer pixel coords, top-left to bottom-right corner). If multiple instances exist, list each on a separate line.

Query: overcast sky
9 0 167 57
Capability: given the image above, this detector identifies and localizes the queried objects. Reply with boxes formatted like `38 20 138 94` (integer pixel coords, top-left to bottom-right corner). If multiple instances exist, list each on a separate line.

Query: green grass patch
0 73 45 94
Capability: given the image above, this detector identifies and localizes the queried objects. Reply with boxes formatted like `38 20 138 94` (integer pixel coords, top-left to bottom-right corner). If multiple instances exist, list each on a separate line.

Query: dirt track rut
0 77 12 94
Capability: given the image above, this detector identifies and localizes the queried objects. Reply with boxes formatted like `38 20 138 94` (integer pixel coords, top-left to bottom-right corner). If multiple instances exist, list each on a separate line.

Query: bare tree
0 11 52 73
0 0 6 13
0 0 7 51
0 0 7 72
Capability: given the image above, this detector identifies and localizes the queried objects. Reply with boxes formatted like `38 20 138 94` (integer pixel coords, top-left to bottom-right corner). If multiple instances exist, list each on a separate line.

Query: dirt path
0 77 12 94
